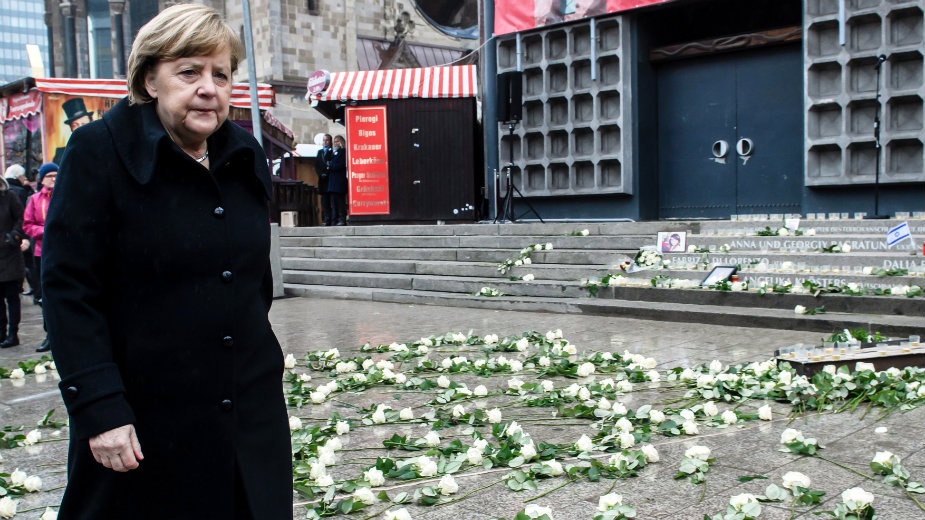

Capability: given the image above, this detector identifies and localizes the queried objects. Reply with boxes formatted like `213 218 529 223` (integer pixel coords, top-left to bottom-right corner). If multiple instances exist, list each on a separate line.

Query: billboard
42 93 121 163
345 106 390 215
494 0 674 35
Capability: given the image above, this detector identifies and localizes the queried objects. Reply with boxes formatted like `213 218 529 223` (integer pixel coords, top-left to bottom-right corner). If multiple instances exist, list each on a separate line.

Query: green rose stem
15 505 58 514
358 504 394 520
813 454 873 480
435 477 505 507
524 475 582 503
698 479 706 504
903 487 925 512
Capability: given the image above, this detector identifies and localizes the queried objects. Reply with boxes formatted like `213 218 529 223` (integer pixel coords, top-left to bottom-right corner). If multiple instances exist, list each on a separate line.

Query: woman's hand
89 424 144 472
20 238 30 252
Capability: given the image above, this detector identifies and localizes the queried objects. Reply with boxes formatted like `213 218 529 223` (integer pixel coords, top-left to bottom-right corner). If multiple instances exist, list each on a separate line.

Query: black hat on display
62 98 93 125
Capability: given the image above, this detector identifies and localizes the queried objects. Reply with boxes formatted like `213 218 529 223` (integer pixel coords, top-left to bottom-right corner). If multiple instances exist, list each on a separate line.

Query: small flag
886 221 912 247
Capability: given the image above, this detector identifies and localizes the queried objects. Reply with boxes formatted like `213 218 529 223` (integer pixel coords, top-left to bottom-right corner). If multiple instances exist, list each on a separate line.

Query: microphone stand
494 121 544 223
866 54 889 219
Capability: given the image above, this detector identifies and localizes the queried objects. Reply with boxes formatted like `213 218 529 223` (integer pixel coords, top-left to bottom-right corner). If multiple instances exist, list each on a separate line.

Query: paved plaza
1 297 924 519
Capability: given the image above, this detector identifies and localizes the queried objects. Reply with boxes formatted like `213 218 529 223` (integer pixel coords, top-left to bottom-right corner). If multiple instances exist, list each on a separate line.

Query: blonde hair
126 3 244 104
334 135 346 146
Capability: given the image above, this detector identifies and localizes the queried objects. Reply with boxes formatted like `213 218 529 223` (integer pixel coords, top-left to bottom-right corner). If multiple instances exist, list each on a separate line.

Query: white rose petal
721 410 737 424
399 407 414 421
703 401 719 417
487 408 503 424
23 475 42 492
780 428 805 444
437 474 459 495
619 432 635 449
40 507 58 520
576 362 595 378
10 469 26 486
758 404 773 421
524 504 553 519
364 468 385 486
841 487 874 511
24 429 41 446
466 446 483 465
685 445 711 461
874 426 888 434
541 460 564 476
9 368 24 379
371 406 387 424
541 380 555 392
335 421 350 435
872 451 897 468
384 507 412 520
452 404 466 418
522 273 535 282
729 493 758 512
641 444 659 462
0 497 17 519
423 430 441 447
597 492 623 511
794 305 806 314
682 421 699 435
649 409 666 424
353 487 378 505
576 434 594 452
781 471 811 491
520 442 537 460
288 416 303 431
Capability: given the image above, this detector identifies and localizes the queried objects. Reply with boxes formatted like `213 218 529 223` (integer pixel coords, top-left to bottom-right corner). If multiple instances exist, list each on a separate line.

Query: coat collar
102 98 271 199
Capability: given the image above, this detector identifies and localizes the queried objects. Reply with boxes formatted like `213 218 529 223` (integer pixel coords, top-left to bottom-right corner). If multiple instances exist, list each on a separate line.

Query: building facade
490 0 924 220
0 0 48 82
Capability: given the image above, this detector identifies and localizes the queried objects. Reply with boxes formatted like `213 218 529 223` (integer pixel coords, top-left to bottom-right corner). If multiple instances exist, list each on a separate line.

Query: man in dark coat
315 133 333 225
3 164 35 297
0 176 26 347
328 135 348 225
42 98 292 518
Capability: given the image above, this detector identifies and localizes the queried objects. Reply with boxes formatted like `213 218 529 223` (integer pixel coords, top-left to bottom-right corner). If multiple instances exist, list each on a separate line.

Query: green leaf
738 475 768 483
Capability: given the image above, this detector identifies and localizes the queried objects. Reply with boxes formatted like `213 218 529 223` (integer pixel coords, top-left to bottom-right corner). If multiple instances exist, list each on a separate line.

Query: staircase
280 220 925 336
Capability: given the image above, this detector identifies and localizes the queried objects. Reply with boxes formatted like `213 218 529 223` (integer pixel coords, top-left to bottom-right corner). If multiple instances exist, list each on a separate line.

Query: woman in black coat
328 135 348 225
0 176 26 347
42 5 291 519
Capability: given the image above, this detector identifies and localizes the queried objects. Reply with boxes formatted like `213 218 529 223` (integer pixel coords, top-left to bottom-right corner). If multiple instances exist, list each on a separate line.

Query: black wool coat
327 147 347 194
0 190 25 283
43 98 292 519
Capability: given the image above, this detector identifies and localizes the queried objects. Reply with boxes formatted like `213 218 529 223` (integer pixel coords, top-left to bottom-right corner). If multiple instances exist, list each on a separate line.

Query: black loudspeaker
496 71 523 122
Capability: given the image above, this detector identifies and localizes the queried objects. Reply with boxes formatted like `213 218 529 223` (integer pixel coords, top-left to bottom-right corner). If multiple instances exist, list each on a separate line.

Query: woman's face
42 172 57 189
334 137 344 149
144 50 232 147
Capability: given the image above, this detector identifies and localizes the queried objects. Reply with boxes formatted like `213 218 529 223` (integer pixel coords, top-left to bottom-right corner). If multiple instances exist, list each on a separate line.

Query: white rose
758 404 773 421
481 408 502 424
729 493 758 512
581 229 590 236
524 504 553 519
855 362 876 373
325 437 342 451
688 245 696 253
538 356 551 367
522 273 535 281
778 370 792 386
721 410 737 424
578 386 592 400
576 434 594 452
484 334 499 345
841 487 874 511
423 431 441 447
10 469 26 486
437 375 451 388
40 507 58 520
703 401 719 417
709 360 723 372
371 406 387 424
452 404 466 418
520 442 537 460
563 343 576 355
288 416 303 431
872 451 897 468
34 364 47 374
282 353 297 369
335 421 350 435
616 380 633 393
317 446 336 466
399 407 414 420
299 373 312 383
619 432 635 449
685 445 711 461
437 474 459 495
842 243 851 253
24 429 41 445
682 421 699 435
0 497 17 519
514 259 523 266
611 402 628 416
541 460 564 476
393 373 407 384
680 368 696 380
508 378 524 391
822 365 836 376
509 360 524 372
597 492 623 511
541 380 555 392
353 487 378 505
697 374 715 388
680 409 695 421
515 338 530 352
524 257 532 264
472 384 489 397
364 467 385 486
875 426 888 434
384 508 412 520
646 370 660 382
545 242 554 250
595 397 611 410
781 471 811 490
9 368 24 379
23 475 42 492
649 409 666 423
466 446 483 464
615 417 633 433
576 362 595 377
641 444 659 462
780 428 804 444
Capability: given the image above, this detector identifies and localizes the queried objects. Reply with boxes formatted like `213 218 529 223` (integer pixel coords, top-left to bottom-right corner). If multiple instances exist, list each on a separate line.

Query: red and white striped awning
310 65 478 102
34 78 275 109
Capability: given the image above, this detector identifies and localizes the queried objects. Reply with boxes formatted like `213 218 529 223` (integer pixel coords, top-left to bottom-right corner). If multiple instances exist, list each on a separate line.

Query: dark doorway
656 44 804 219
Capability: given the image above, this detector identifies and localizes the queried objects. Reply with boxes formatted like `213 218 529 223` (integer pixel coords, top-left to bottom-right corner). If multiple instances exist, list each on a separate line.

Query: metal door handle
413 180 422 185
736 138 754 156
712 140 729 158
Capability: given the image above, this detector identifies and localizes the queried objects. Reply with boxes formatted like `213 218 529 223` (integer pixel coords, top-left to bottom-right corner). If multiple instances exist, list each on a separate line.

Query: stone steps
282 284 925 336
280 221 925 336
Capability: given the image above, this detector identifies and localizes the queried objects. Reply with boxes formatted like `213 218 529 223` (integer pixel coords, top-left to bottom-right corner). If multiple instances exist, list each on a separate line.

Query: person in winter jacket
0 175 27 348
23 162 56 352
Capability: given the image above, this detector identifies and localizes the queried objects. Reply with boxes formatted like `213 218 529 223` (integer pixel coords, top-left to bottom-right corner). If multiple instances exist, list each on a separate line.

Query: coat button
213 207 225 218
221 399 233 411
66 386 78 396
222 335 234 347
222 270 233 282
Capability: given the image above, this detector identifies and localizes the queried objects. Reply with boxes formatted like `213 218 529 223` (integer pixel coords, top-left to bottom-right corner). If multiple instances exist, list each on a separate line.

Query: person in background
0 175 27 348
23 162 56 352
4 164 36 297
42 4 291 518
328 134 348 226
315 133 332 225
